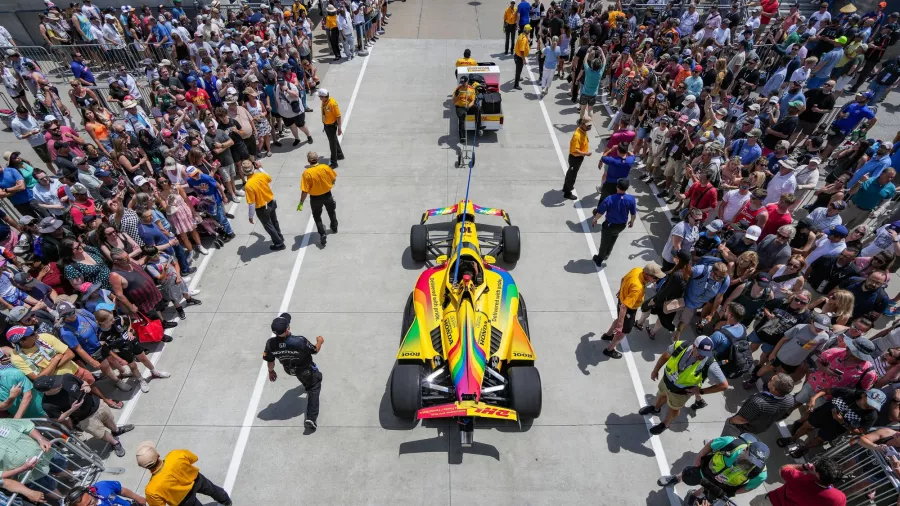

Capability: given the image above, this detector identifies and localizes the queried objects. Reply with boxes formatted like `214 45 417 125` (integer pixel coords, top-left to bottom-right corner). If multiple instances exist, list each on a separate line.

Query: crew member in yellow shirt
513 24 531 89
601 262 664 359
503 0 519 54
243 160 284 251
323 4 341 61
137 441 232 506
318 88 344 168
452 76 476 141
456 48 477 67
561 117 592 200
299 151 338 247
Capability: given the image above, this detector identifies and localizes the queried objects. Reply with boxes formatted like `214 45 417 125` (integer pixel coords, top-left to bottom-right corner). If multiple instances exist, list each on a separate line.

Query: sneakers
639 174 652 183
330 223 338 233
293 139 301 147
234 189 245 197
176 307 186 320
657 475 679 487
138 379 150 393
162 320 178 329
592 255 604 267
562 192 576 200
689 399 708 411
185 298 202 307
742 378 758 390
272 140 283 147
656 190 669 198
603 348 623 359
115 379 133 391
307 136 314 144
112 424 134 437
320 234 327 247
649 422 668 435
305 419 317 431
162 335 174 343
600 333 613 341
304 107 313 113
270 243 286 251
639 405 661 416
113 440 126 458
150 369 171 379
358 50 369 56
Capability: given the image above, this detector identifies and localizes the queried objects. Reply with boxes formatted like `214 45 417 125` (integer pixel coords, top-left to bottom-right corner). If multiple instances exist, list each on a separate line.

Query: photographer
274 76 314 148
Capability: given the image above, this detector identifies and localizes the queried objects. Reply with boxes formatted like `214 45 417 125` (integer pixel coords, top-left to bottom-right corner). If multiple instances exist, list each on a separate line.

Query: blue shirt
152 24 173 47
187 173 222 203
891 141 900 170
70 60 95 84
833 102 876 134
730 138 762 166
815 48 843 78
601 154 636 181
93 481 131 506
543 45 560 69
517 0 531 25
0 167 31 205
778 90 805 121
852 179 896 210
848 153 892 188
138 222 174 254
596 193 637 224
60 312 101 355
766 152 787 175
582 61 602 96
685 264 730 309
709 323 746 357
171 7 186 19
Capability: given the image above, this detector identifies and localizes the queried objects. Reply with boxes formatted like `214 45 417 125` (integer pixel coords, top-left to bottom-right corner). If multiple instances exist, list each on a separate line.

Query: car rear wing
420 203 511 225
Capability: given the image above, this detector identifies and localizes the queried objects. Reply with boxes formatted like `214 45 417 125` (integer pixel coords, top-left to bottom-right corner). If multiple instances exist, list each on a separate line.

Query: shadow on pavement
604 412 655 457
575 331 604 375
257 384 308 421
564 258 599 274
541 189 566 207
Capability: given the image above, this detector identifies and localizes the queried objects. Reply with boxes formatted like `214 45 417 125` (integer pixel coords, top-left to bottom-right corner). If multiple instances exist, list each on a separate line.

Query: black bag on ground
481 92 501 114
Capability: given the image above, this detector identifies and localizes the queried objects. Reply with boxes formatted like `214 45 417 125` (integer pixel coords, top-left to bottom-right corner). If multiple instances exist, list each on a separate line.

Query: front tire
508 366 541 419
410 224 428 262
390 364 423 419
502 225 520 263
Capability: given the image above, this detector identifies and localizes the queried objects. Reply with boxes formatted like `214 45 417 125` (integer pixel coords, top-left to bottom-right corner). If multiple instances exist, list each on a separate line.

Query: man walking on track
244 160 285 251
136 441 232 506
299 151 339 247
265 312 325 432
513 25 531 90
318 89 345 168
591 178 637 266
561 117 592 200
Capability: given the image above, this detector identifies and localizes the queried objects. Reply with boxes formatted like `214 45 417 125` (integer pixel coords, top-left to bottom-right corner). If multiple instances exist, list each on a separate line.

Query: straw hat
122 98 139 109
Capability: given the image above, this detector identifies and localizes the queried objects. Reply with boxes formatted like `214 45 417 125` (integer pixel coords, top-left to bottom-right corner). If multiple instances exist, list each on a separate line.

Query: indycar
390 200 541 446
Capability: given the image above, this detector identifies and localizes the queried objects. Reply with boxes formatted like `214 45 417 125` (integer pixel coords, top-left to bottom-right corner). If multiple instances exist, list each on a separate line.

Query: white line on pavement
222 46 374 493
524 64 682 506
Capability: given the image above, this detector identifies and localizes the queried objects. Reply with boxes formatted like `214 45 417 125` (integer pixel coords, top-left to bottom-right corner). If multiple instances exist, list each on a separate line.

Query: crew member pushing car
453 76 476 142
264 312 325 432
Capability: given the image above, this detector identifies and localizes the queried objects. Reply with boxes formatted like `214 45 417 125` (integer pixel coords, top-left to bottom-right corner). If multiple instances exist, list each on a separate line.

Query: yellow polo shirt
244 171 274 209
456 57 477 67
325 14 338 29
504 6 517 24
321 97 341 125
569 128 588 156
301 163 337 196
515 33 530 57
144 450 200 506
608 11 625 29
453 85 476 107
619 267 646 310
11 333 79 378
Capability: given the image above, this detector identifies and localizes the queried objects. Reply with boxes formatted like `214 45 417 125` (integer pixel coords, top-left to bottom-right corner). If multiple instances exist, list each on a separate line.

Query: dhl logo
472 407 512 418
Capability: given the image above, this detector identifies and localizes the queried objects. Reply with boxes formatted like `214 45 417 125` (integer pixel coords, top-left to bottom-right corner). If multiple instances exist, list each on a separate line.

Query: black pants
514 55 524 86
324 123 344 164
504 24 517 53
243 134 258 158
298 369 323 422
178 473 230 506
597 221 627 261
310 191 337 238
562 154 585 195
255 200 284 247
328 28 341 59
571 76 580 102
538 51 545 80
455 106 467 140
599 181 619 203
851 60 878 92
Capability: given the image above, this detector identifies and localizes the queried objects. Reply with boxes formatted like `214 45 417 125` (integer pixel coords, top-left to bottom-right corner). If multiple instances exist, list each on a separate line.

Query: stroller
188 195 229 249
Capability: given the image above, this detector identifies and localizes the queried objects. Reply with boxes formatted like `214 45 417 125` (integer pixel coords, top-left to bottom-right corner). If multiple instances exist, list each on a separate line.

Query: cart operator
453 76 477 142
456 49 477 67
264 312 325 432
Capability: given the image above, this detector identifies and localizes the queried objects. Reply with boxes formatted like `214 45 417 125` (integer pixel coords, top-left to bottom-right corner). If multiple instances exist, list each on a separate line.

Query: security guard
318 88 345 168
264 312 324 431
298 151 338 247
452 76 476 141
456 48 477 67
513 24 531 89
323 4 341 60
560 117 592 200
503 0 519 55
243 160 285 251
657 434 770 499
640 336 730 434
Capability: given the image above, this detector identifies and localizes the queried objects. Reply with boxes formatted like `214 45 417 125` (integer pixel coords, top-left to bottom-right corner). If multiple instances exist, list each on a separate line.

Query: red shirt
760 0 779 24
760 203 792 239
607 130 636 151
768 467 846 506
731 201 766 228
185 88 211 110
685 182 718 221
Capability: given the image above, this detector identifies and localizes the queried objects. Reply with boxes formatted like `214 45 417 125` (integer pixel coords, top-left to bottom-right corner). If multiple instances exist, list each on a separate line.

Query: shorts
808 403 848 441
579 93 597 106
620 303 637 334
32 143 52 164
1 289 28 306
749 331 776 354
217 163 235 183
826 125 846 146
282 113 306 128
792 381 824 407
8 88 24 99
772 356 799 374
663 158 685 181
673 306 695 329
77 401 115 439
658 379 692 410
101 339 146 363
798 118 821 136
636 127 649 139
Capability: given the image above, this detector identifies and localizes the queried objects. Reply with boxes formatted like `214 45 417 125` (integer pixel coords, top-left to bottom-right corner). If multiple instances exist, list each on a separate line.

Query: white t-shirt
0 26 13 47
721 189 751 223
862 225 898 257
806 236 847 266
764 172 797 205
789 67 810 84
649 126 668 155
809 11 831 31
662 221 699 263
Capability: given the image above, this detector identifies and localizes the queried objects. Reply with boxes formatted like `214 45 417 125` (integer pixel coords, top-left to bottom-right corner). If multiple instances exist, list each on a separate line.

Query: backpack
701 435 765 486
719 327 753 379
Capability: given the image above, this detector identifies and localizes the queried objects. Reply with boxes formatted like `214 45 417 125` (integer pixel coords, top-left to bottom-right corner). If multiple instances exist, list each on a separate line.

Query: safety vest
664 341 710 390
703 438 763 492
453 85 475 108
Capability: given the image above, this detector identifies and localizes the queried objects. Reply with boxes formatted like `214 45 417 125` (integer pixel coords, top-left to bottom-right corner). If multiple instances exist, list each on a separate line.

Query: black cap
33 375 64 392
271 312 291 335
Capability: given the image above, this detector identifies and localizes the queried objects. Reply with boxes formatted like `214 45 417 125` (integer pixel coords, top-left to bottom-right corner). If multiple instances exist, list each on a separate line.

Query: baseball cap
56 301 77 317
748 103 761 112
748 128 762 137
829 225 850 237
643 261 664 279
745 225 762 241
846 337 877 363
754 271 770 286
135 441 161 468
706 219 725 233
5 325 34 344
6 306 31 324
317 89 329 97
18 215 35 226
867 389 888 410
271 312 291 334
12 272 34 286
687 119 700 127
133 175 150 187
37 217 63 233
811 312 832 330
185 166 200 177
33 375 63 392
683 94 697 103
70 182 88 195
744 439 770 468
835 36 848 44
809 157 822 164
94 169 112 178
693 335 715 357
714 120 725 129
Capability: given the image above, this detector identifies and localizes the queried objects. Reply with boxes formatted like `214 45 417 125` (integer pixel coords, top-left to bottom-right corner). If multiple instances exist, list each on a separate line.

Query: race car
390 200 541 446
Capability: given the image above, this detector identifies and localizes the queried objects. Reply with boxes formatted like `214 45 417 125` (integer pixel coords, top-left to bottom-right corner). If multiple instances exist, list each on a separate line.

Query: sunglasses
793 298 810 305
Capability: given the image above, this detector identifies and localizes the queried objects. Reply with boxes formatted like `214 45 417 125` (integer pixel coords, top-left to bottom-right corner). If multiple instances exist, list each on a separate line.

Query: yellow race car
390 200 540 446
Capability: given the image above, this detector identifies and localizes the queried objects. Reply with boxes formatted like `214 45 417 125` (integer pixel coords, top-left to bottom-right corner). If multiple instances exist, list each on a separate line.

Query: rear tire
502 225 520 263
508 366 541 419
410 224 428 262
401 292 414 344
390 364 423 419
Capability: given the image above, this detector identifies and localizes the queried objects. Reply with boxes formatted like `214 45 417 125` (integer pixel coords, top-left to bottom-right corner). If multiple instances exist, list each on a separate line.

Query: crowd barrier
820 434 900 506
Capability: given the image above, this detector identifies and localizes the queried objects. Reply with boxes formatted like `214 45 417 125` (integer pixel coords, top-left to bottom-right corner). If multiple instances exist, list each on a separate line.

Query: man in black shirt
34 374 133 457
779 387 883 458
570 35 591 102
806 247 860 295
733 59 761 92
548 10 564 38
869 55 900 102
851 26 895 92
796 83 836 145
725 2 742 29
264 312 325 431
762 101 801 151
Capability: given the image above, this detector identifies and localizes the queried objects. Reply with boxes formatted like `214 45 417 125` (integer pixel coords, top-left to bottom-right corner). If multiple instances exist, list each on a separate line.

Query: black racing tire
410 224 428 262
517 294 529 337
508 366 542 419
390 364 423 419
502 225 520 263
401 292 414 343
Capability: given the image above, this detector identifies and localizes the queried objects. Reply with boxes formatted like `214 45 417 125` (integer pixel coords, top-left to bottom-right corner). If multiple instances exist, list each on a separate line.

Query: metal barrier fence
820 434 900 506
88 84 153 117
13 46 69 81
50 43 144 78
